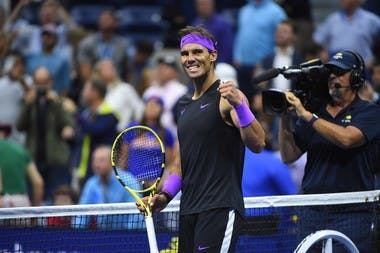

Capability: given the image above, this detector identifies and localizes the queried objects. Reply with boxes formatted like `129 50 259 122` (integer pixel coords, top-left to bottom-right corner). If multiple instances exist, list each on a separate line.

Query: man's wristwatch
308 113 319 126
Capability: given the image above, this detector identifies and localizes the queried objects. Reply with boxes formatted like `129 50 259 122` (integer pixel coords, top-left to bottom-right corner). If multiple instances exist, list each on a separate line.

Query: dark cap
157 55 178 70
144 95 164 108
41 23 58 36
325 51 360 71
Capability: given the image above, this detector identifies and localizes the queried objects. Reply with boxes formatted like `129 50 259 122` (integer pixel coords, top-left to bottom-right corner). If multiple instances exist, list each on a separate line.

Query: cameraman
278 50 380 252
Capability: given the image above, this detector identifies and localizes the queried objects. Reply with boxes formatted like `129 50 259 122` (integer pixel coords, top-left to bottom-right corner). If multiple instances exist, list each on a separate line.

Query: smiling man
137 26 265 252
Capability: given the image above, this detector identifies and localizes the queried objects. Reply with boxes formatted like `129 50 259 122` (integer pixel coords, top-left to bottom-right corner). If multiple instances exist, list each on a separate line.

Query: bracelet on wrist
308 113 319 126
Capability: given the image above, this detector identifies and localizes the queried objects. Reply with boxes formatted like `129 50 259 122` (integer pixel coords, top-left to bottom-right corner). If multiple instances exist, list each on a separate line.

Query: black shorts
179 208 244 253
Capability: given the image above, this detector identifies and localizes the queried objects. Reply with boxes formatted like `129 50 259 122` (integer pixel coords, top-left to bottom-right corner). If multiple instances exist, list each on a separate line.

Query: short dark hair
177 25 217 51
91 78 107 98
54 185 79 204
279 19 298 35
301 40 325 59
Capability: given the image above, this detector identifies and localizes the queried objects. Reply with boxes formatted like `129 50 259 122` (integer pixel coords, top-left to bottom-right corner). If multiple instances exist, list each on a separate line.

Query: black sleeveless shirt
176 80 245 216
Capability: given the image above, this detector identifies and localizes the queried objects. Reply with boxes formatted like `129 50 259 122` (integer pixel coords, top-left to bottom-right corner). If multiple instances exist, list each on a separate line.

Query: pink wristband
162 174 182 199
234 99 255 127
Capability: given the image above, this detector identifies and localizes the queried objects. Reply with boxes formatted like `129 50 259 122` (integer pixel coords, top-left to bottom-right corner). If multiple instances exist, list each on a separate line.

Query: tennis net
0 190 379 252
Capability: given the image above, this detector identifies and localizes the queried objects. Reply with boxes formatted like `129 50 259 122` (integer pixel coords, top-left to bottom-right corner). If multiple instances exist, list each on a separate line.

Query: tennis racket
111 125 165 253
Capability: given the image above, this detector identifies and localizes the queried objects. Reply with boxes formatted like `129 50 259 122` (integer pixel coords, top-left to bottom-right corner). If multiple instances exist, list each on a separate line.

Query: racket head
111 125 165 196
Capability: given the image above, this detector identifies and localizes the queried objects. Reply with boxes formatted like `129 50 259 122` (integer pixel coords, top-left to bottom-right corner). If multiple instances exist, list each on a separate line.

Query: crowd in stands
0 0 380 215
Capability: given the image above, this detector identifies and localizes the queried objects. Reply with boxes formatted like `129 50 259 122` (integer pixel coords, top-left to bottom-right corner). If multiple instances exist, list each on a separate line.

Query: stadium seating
70 4 115 30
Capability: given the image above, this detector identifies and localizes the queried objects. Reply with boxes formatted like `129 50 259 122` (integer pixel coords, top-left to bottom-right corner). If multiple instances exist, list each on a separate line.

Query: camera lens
262 89 289 116
37 88 47 97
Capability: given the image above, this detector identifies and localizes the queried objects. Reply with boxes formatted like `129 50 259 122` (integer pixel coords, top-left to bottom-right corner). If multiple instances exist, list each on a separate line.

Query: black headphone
343 50 366 89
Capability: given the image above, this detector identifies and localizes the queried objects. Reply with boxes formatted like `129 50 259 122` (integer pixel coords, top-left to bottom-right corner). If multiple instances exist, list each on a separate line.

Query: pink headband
180 34 216 51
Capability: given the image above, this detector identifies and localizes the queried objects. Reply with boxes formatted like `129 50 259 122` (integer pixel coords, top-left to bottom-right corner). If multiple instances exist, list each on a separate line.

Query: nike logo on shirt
200 103 209 109
198 245 210 251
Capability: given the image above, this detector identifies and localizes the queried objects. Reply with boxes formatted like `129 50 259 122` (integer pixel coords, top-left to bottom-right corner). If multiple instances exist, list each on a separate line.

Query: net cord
0 190 378 220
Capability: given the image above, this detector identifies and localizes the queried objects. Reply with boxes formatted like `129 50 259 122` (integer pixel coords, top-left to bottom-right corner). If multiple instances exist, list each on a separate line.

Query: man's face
39 5 57 25
97 60 116 83
42 32 57 50
196 0 214 18
340 0 360 11
81 81 95 105
9 57 25 79
275 23 295 48
180 43 216 79
34 68 52 91
328 67 352 98
144 99 163 121
98 12 117 34
92 147 112 176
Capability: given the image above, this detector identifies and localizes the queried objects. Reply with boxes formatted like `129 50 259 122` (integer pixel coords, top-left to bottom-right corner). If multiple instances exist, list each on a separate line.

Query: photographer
17 67 74 203
278 50 380 252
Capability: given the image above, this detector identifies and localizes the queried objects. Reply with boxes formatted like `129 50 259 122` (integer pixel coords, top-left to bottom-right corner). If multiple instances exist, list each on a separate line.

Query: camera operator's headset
343 50 366 90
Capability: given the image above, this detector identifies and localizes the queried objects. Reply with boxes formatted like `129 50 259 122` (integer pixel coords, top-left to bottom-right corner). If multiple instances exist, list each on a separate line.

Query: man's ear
210 50 218 62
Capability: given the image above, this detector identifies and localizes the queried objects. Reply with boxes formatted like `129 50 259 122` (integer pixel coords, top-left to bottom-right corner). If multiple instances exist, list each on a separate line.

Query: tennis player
138 26 265 252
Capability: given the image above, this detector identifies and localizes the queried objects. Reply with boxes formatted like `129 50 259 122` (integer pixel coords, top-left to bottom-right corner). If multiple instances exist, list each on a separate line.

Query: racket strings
113 128 164 190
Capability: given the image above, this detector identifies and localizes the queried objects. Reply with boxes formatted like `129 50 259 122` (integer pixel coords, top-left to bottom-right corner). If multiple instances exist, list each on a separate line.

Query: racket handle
145 216 159 253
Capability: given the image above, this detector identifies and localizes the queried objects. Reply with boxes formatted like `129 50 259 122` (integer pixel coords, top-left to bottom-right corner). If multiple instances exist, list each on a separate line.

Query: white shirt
272 46 294 91
105 80 145 132
143 79 188 135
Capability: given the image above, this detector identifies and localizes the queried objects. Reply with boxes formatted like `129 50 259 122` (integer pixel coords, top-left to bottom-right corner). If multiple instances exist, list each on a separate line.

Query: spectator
25 23 71 95
278 50 380 252
77 10 129 82
46 185 79 228
95 59 144 132
73 145 143 230
0 52 32 145
253 19 303 151
258 19 303 91
277 0 313 52
74 78 118 186
301 40 329 63
233 0 287 99
5 0 75 63
126 40 155 94
143 55 188 135
192 0 234 64
16 67 74 202
313 0 380 67
0 124 44 207
242 148 296 197
161 1 188 49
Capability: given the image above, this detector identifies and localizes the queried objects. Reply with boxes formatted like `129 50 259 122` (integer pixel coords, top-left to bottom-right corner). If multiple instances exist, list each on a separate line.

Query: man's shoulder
176 93 193 108
79 34 97 47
